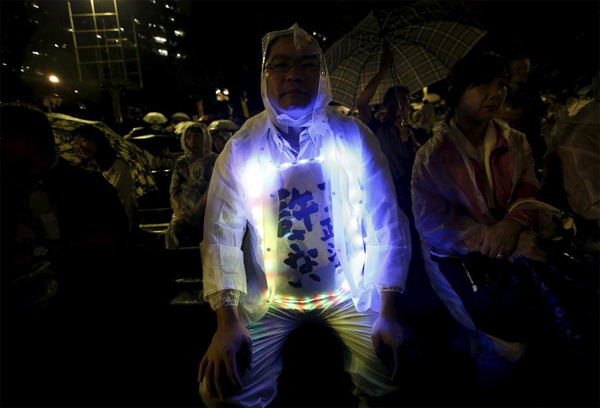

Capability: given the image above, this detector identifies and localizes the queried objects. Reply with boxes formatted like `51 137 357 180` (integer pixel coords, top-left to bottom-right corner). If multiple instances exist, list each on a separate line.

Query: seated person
1 103 129 310
72 125 139 234
411 52 546 397
164 121 217 249
542 89 600 253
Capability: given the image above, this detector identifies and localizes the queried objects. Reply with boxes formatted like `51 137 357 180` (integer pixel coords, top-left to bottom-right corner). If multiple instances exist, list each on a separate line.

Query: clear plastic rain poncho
546 98 600 229
411 117 574 332
200 24 411 325
165 121 216 249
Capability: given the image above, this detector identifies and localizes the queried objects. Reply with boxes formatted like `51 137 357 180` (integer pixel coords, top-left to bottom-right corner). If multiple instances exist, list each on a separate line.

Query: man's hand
371 291 411 383
513 230 547 262
198 307 252 400
481 218 523 259
372 313 407 383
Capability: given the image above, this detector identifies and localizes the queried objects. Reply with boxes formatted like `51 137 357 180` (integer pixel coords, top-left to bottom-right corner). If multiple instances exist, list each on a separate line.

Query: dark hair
0 102 56 157
72 124 117 171
446 51 511 117
383 86 410 105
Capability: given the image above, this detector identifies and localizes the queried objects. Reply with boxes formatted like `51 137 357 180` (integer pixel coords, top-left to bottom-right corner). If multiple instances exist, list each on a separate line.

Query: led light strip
272 283 350 310
276 155 324 170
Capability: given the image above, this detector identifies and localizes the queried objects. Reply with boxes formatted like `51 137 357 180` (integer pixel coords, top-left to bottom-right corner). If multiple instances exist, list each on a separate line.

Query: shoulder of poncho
232 112 269 143
493 118 527 146
419 120 452 157
326 107 365 132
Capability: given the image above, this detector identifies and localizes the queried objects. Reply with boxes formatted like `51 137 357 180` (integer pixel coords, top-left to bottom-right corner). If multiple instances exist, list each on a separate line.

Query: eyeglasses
265 57 320 73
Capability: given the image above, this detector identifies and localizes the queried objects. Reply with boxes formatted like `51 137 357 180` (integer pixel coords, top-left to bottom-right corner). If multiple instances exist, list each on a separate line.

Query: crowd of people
1 21 598 408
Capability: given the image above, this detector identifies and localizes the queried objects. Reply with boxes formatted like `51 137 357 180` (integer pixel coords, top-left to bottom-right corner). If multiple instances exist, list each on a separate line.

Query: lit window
158 49 168 56
134 18 140 24
32 51 40 55
174 30 184 37
32 3 39 8
153 36 167 44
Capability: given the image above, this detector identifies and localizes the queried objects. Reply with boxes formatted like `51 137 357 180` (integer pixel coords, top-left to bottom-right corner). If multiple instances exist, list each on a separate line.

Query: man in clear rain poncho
197 24 412 407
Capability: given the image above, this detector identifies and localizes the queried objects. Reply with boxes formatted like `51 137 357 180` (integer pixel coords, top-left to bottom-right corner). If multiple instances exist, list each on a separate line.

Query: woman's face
185 127 204 152
73 134 97 160
457 75 508 123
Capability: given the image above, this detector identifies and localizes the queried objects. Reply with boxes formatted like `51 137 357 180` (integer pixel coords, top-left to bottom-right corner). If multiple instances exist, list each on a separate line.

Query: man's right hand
198 307 253 400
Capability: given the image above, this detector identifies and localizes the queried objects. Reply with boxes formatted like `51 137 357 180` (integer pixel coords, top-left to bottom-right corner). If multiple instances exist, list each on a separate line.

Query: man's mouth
283 89 308 96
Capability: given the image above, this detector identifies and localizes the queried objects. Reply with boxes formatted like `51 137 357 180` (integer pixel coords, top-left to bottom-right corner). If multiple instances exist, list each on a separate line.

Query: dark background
1 1 599 128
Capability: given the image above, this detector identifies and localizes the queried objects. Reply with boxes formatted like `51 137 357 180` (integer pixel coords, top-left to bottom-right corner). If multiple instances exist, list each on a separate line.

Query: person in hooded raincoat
197 24 412 407
165 121 217 249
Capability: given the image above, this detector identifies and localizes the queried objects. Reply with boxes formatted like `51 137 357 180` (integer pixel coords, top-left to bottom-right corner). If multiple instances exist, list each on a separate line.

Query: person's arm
198 140 251 397
411 148 487 254
198 304 252 400
352 119 413 380
371 290 410 383
357 45 393 125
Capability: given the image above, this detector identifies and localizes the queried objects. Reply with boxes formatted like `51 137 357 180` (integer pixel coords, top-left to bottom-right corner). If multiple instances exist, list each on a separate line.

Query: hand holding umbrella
357 44 394 124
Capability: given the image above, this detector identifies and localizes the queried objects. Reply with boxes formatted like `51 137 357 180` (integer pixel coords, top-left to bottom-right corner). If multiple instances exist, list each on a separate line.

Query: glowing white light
297 159 309 165
74 90 79 93
174 30 184 37
223 89 229 95
153 36 167 44
96 35 102 39
215 88 220 95
175 53 182 58
32 3 39 8
32 51 40 55
252 206 263 222
54 44 59 48
134 18 140 24
120 27 124 31
158 49 168 56
48 75 59 83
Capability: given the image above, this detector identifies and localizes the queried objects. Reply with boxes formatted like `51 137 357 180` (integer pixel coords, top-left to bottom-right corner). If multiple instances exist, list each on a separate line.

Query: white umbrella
143 112 168 125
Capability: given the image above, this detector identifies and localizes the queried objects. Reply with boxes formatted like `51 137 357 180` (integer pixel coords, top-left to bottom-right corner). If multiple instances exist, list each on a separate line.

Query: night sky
1 1 598 124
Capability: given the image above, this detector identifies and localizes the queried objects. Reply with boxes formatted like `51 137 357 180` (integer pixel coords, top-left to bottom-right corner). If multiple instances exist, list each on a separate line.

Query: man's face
264 35 320 118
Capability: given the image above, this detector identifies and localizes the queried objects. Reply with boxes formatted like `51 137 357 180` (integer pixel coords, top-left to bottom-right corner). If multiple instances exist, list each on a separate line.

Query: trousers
200 296 398 407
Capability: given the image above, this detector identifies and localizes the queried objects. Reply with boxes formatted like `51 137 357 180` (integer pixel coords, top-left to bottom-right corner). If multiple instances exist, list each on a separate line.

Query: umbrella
207 119 240 132
324 1 487 108
143 112 168 125
47 112 158 198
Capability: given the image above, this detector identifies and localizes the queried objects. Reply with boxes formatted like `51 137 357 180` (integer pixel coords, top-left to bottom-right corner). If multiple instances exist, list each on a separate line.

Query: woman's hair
446 51 511 118
175 121 212 157
72 124 117 171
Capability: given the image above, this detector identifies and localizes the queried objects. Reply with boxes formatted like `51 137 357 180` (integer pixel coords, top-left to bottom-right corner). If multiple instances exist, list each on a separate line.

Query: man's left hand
371 314 406 383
